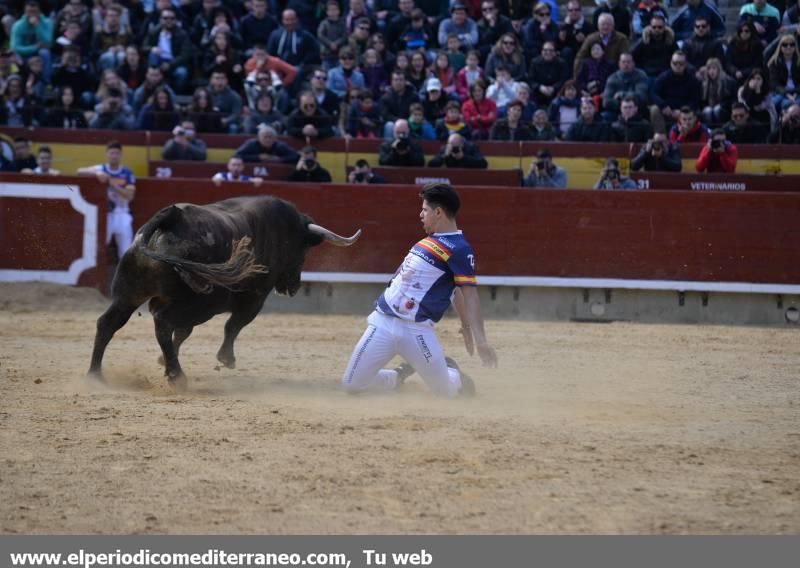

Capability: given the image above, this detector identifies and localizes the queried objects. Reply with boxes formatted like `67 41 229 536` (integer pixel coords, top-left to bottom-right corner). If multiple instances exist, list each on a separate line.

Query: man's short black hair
355 159 370 168
420 183 460 218
731 102 747 112
38 145 52 155
106 140 122 151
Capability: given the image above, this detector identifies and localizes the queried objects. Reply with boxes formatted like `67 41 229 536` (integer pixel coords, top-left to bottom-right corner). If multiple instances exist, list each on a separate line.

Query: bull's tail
141 237 269 294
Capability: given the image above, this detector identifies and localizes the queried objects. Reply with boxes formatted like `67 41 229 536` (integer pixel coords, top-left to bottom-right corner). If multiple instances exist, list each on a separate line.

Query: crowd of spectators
3 0 800 179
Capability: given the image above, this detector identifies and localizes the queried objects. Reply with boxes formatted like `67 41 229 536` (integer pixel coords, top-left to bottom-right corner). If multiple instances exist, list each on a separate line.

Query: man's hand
95 171 109 184
302 124 318 137
251 177 263 186
476 342 498 367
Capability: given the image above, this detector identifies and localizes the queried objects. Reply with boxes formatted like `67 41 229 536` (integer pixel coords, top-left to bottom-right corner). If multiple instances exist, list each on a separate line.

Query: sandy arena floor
0 283 798 534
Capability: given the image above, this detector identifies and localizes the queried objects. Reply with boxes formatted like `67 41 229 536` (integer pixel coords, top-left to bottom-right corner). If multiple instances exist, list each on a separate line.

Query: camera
536 160 546 170
606 169 619 179
395 138 409 151
304 158 316 169
711 139 723 150
353 172 367 183
651 142 662 152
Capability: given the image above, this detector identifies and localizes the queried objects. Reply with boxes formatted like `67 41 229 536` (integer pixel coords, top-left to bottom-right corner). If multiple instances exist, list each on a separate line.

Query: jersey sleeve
448 244 477 287
124 168 136 187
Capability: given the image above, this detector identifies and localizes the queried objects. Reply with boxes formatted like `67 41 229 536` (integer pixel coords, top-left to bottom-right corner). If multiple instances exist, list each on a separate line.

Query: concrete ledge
263 282 800 327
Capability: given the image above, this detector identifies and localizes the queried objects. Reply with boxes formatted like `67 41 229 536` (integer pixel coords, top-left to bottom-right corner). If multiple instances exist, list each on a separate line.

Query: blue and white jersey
376 231 477 324
95 164 135 212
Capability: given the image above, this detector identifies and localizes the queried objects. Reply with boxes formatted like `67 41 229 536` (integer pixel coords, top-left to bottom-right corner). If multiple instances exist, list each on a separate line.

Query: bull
88 196 361 388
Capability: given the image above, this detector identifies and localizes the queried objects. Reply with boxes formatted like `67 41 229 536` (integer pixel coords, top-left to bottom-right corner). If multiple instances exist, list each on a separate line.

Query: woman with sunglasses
725 22 764 84
768 34 800 110
485 33 527 81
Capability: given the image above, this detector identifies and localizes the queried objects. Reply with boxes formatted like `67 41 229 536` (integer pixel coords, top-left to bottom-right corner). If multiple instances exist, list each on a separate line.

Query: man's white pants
107 210 133 258
342 311 463 397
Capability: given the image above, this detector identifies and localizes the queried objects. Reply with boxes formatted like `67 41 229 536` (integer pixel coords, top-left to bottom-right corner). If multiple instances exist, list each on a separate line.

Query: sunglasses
695 23 708 29
313 74 327 80
536 11 550 16
782 43 797 48
161 15 176 20
502 40 515 45
732 113 747 119
651 25 664 30
482 6 495 12
671 60 687 66
302 103 316 109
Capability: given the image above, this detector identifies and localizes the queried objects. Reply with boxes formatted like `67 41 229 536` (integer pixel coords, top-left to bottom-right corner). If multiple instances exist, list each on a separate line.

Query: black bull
88 196 361 388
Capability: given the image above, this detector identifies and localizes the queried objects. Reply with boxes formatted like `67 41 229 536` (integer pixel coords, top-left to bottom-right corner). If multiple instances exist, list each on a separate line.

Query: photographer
378 120 425 167
695 128 737 173
161 121 208 161
523 148 567 188
288 146 332 182
630 133 682 172
427 133 488 169
769 103 800 144
347 159 386 184
594 157 637 190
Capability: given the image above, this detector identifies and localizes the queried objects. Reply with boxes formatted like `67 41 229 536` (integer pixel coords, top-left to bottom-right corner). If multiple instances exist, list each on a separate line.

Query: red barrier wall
630 172 800 192
4 174 800 290
0 175 108 288
128 178 800 284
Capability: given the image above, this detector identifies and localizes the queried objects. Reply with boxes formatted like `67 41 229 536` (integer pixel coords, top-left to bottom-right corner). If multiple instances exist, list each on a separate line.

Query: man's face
619 54 634 73
420 199 440 235
252 0 266 17
621 100 637 119
542 44 555 60
731 108 748 126
671 55 687 75
410 110 423 124
452 9 466 25
508 105 522 122
567 2 581 18
106 148 121 165
25 4 40 20
300 96 316 116
161 11 177 29
355 22 370 39
282 10 298 31
680 112 696 130
581 100 595 120
106 10 120 27
428 87 441 100
147 68 163 85
228 158 244 176
14 142 31 159
694 19 709 37
37 151 52 170
446 108 460 121
394 122 409 139
210 72 226 90
311 70 327 90
391 73 406 92
399 0 413 15
258 131 275 147
755 0 766 8
650 18 665 39
598 16 613 35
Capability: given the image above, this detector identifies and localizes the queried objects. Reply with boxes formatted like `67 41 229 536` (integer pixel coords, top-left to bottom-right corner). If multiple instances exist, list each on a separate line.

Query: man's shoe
446 356 476 396
393 362 415 388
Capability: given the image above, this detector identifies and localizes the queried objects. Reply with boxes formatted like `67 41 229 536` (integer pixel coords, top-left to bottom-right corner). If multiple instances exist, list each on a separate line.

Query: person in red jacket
668 106 709 145
695 128 738 173
461 78 497 139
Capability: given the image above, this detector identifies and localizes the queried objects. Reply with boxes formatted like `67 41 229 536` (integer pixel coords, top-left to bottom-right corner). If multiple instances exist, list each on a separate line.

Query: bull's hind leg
88 301 138 379
153 312 187 389
157 326 194 367
216 298 265 369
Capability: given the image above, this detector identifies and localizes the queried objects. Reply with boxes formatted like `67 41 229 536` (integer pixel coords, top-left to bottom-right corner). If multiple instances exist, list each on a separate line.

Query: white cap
426 78 442 92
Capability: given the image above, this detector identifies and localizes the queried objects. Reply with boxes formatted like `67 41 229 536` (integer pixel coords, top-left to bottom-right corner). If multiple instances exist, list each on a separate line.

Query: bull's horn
308 224 362 247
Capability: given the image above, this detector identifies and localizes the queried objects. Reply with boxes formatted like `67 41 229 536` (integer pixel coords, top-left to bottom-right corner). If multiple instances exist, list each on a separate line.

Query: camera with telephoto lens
536 160 546 170
607 168 619 179
304 158 316 168
711 139 723 150
396 137 409 151
353 171 367 183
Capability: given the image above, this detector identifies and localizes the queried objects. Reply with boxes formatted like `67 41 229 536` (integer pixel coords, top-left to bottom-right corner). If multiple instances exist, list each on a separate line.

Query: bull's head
277 222 362 296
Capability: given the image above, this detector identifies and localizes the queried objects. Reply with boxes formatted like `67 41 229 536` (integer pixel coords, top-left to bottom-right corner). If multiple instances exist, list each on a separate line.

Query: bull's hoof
86 370 105 385
216 351 236 369
167 371 188 391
